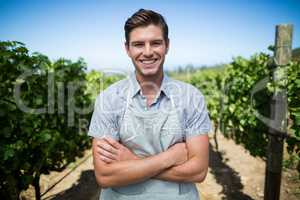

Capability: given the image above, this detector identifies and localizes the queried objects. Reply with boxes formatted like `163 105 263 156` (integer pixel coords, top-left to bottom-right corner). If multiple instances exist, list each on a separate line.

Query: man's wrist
160 150 176 168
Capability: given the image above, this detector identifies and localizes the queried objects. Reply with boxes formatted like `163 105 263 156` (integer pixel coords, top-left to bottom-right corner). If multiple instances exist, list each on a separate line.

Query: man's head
124 9 169 78
124 9 169 45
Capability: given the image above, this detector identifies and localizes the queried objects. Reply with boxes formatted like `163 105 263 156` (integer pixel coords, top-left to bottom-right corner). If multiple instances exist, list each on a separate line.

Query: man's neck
135 71 163 98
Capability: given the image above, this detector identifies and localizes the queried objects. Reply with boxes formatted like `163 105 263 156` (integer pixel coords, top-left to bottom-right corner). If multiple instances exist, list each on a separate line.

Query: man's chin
140 68 160 76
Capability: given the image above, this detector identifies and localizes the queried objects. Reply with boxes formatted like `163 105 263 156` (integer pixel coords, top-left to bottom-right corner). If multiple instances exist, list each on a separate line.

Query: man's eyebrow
151 39 164 42
130 41 144 44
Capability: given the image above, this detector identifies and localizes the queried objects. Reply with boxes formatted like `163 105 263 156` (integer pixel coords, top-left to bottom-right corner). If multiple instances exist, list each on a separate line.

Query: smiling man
88 9 211 200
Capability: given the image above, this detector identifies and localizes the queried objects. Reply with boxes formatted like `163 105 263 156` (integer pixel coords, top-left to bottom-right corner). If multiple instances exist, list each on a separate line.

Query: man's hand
167 142 188 166
95 137 139 164
154 134 209 183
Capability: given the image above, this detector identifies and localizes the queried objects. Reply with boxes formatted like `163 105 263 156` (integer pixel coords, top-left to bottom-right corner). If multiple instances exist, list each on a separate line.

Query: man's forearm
95 151 175 188
154 156 208 183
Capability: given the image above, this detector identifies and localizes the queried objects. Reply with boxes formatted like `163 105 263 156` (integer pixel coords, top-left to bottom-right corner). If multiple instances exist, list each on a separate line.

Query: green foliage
0 41 92 199
286 61 300 171
292 47 300 62
221 54 300 170
221 54 272 158
175 53 299 175
178 67 224 125
86 70 123 101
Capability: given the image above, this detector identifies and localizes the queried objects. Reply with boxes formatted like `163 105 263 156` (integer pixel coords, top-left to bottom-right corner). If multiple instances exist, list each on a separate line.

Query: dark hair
124 9 169 44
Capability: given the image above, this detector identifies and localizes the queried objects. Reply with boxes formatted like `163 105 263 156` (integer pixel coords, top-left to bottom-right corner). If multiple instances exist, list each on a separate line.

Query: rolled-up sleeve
88 91 120 140
184 88 212 138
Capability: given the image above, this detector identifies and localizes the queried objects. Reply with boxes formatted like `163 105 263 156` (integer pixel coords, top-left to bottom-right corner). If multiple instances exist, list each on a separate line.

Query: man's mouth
140 59 158 65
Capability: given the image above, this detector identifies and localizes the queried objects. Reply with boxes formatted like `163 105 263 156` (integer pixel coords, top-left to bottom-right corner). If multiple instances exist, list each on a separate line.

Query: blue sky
1 0 300 71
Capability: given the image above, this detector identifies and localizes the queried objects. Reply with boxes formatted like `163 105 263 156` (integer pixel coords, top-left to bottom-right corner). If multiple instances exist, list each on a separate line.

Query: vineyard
174 52 300 166
1 29 300 199
0 41 123 200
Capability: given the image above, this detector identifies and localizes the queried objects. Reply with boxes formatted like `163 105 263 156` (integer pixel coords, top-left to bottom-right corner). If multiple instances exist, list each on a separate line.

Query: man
88 9 211 200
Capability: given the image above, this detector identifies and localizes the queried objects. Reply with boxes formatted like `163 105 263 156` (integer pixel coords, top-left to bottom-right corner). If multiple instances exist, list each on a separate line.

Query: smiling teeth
141 59 156 64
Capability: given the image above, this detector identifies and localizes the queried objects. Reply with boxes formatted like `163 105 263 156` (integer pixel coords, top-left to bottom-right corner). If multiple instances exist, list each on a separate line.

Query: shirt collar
129 71 171 99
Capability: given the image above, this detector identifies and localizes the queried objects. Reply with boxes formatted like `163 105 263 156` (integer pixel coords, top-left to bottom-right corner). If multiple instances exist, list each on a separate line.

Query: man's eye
152 42 162 46
133 43 143 47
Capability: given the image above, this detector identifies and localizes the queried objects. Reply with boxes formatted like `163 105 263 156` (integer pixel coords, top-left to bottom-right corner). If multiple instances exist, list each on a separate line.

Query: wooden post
264 24 293 200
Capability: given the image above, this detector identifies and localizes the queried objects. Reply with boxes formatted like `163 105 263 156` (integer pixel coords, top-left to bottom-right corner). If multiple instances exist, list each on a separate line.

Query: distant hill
292 47 300 61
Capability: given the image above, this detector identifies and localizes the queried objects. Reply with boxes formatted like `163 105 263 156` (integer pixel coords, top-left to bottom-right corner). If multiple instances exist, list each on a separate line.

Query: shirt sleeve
184 87 212 138
88 91 120 140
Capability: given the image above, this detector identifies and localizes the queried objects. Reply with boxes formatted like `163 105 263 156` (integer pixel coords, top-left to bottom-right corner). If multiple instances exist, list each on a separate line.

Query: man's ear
124 42 130 56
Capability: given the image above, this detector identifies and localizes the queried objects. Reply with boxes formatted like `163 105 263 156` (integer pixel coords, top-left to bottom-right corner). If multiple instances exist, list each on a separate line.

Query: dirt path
199 133 299 200
21 133 299 200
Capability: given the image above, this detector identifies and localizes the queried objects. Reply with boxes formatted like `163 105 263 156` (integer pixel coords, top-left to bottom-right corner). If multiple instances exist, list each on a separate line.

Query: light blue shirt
88 72 211 140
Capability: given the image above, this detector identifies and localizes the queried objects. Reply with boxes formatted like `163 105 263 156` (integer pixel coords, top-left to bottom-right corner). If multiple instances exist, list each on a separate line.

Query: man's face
125 24 169 77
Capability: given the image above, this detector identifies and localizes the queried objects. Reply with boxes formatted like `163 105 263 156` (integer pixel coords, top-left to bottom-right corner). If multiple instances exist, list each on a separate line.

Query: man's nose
143 44 153 57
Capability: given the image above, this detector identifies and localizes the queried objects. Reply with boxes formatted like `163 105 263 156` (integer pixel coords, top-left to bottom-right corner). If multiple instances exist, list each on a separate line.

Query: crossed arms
92 134 209 188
